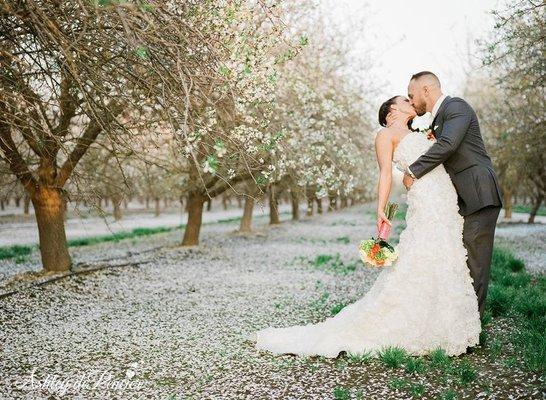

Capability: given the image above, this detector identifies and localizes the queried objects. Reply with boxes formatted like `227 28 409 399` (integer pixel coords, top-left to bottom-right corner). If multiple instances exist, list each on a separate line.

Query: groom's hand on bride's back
427 130 436 141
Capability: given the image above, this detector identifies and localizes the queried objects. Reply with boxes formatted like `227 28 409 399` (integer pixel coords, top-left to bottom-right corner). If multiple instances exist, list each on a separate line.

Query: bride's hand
377 210 392 234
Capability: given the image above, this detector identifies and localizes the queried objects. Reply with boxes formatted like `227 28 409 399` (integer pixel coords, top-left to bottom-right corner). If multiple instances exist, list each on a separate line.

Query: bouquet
358 202 399 267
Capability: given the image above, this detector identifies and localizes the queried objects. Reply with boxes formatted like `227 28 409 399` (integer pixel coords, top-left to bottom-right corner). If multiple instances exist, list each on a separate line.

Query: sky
324 0 503 108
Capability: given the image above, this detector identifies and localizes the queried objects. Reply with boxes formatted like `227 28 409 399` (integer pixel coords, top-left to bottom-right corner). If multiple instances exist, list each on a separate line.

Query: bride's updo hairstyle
378 96 416 130
378 96 400 127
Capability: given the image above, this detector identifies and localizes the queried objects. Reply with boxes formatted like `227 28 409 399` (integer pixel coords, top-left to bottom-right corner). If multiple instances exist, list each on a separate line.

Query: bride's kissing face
391 96 417 119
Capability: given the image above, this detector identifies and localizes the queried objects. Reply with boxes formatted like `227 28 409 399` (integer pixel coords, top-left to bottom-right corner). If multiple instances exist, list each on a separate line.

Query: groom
403 71 503 322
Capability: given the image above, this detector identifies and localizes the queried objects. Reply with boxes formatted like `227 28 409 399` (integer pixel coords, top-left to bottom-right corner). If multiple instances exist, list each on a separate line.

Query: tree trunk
113 197 123 221
222 194 228 210
340 195 348 209
206 197 212 211
528 194 543 224
328 194 337 212
503 187 512 219
182 190 206 245
316 196 323 214
290 189 300 221
145 197 150 209
306 197 313 216
104 197 109 208
32 187 71 272
239 195 255 232
154 197 161 217
269 184 280 225
0 200 4 211
237 195 242 208
24 193 30 215
15 196 21 207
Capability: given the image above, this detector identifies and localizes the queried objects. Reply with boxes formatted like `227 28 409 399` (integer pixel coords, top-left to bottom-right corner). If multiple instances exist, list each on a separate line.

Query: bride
244 95 481 358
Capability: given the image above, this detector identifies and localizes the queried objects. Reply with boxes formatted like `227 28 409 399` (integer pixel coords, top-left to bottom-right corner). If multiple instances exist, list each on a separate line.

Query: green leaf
135 46 149 59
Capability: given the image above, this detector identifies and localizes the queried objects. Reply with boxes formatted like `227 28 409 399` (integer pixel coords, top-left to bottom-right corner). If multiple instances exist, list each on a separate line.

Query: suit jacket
408 95 503 216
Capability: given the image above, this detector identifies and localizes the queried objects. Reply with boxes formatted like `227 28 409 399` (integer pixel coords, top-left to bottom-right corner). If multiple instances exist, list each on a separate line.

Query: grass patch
439 389 457 400
330 301 348 315
453 359 477 386
378 346 407 369
302 253 358 275
427 348 452 373
388 377 410 390
336 235 351 244
512 204 546 216
346 350 373 364
0 245 33 260
486 247 546 374
404 356 427 374
320 245 543 395
333 386 350 400
67 225 180 247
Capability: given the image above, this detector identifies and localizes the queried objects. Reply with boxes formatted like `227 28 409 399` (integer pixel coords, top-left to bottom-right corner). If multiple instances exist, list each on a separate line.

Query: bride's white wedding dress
245 131 481 358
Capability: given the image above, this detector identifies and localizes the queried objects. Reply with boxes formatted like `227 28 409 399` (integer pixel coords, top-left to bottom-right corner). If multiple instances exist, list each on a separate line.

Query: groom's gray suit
408 95 503 319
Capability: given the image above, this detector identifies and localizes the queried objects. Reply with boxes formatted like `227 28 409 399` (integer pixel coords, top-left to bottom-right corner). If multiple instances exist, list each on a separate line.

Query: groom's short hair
411 71 441 87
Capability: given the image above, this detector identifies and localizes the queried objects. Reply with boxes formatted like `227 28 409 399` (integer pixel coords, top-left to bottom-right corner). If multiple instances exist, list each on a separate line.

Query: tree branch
0 102 37 195
56 102 124 186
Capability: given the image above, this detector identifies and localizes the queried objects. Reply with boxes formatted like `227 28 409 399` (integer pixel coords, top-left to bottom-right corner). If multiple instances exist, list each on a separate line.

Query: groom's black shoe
465 346 475 355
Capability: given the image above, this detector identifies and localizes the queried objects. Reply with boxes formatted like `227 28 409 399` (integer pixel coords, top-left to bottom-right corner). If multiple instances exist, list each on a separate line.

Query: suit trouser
462 205 502 319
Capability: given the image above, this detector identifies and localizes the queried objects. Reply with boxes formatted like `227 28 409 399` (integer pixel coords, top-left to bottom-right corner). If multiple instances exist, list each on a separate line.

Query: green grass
333 386 350 400
486 247 546 374
512 204 546 216
388 377 410 390
330 301 349 315
378 346 408 369
303 253 358 275
453 359 477 386
316 245 544 397
427 348 453 373
336 235 351 244
0 210 294 261
439 389 457 400
404 356 427 374
0 245 33 260
346 350 374 364
67 225 180 247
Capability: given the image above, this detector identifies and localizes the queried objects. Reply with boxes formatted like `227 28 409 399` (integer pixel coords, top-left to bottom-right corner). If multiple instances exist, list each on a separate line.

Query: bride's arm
374 130 394 234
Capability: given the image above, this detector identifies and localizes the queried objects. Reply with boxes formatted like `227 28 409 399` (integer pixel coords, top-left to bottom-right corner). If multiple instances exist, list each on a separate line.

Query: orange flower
371 244 380 254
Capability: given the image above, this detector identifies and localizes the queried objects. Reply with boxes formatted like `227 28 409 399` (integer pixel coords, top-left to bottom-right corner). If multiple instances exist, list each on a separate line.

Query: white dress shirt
406 94 448 180
431 93 447 120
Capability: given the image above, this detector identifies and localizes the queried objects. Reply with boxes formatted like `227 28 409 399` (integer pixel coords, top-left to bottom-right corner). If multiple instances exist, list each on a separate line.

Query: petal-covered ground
0 203 544 399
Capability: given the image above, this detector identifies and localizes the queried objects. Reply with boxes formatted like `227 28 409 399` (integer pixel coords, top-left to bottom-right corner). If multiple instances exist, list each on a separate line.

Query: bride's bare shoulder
374 127 394 143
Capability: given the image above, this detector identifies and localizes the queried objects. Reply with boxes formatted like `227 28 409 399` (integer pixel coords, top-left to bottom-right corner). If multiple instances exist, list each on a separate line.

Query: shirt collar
431 94 447 119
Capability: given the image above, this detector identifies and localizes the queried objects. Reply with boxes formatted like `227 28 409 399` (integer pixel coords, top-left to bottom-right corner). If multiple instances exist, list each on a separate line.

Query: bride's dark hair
378 96 399 127
378 96 415 130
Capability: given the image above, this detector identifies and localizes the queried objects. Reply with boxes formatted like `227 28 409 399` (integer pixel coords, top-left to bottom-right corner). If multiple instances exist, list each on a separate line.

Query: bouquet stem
379 202 399 240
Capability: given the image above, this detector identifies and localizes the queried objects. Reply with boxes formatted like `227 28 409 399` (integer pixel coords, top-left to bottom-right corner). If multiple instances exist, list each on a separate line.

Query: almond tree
173 1 303 245
477 0 545 222
0 1 226 271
